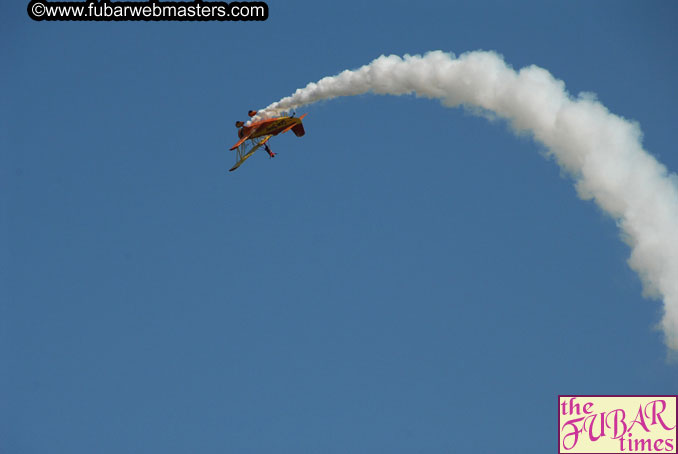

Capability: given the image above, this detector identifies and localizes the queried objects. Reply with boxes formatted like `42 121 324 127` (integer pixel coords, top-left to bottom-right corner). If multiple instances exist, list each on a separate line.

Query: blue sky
2 1 677 452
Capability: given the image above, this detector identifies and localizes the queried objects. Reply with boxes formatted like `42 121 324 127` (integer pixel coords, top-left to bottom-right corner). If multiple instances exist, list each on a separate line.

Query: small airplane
229 110 307 171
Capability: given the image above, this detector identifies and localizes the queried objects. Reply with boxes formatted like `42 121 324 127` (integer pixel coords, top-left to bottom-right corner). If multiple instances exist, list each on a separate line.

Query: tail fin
291 123 305 137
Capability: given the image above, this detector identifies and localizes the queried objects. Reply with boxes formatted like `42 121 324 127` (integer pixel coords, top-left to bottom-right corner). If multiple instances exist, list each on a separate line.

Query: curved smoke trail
253 50 678 352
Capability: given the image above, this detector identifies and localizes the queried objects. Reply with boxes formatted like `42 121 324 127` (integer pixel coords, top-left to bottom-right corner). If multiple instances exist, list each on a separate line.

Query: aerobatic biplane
229 110 307 171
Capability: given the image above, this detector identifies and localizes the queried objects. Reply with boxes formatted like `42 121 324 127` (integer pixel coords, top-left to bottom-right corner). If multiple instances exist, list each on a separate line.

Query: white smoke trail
254 50 678 351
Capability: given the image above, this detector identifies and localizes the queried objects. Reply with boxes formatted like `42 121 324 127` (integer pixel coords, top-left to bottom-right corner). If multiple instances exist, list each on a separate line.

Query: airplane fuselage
230 113 307 151
238 116 305 140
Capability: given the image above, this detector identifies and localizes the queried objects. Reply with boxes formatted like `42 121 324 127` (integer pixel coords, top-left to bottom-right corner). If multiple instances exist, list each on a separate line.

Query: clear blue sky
2 1 677 452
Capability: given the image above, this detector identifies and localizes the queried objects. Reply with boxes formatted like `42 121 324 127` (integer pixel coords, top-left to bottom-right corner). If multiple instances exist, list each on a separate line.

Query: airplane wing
229 135 272 171
230 131 253 151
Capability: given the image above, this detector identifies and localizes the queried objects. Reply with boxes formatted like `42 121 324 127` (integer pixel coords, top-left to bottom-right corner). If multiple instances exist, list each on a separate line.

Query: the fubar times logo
559 396 677 453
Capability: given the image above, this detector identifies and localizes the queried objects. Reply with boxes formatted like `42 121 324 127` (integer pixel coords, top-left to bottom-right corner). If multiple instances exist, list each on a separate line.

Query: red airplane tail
291 123 305 137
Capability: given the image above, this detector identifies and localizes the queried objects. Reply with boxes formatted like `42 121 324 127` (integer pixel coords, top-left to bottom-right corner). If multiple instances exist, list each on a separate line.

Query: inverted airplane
229 110 307 171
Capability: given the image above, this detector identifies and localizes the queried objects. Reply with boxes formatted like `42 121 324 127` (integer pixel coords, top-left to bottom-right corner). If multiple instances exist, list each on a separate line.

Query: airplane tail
292 123 305 137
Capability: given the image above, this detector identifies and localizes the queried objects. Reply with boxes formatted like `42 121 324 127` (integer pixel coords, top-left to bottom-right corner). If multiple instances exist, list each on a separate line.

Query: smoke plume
253 51 678 351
